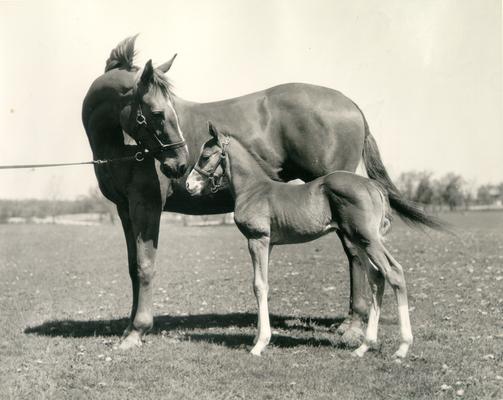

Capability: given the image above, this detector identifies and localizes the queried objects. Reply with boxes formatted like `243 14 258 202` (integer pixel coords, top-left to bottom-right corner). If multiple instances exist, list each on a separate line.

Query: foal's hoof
116 332 143 351
250 347 262 356
392 344 410 360
340 326 364 348
250 340 269 356
352 344 368 358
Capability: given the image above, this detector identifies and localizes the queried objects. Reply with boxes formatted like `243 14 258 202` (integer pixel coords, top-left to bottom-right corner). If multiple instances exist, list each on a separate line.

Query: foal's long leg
336 232 367 346
248 236 272 356
363 243 413 358
382 247 413 358
353 257 385 357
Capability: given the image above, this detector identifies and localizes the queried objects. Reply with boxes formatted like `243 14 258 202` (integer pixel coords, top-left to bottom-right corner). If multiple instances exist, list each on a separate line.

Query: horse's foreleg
117 205 139 339
119 199 162 350
336 232 367 346
248 236 272 356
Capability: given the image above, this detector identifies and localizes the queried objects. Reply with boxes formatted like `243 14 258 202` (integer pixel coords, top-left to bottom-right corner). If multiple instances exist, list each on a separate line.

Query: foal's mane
105 35 174 97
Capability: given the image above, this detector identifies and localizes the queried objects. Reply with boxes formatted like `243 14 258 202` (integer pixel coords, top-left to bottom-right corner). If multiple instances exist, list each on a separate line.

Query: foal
186 123 413 359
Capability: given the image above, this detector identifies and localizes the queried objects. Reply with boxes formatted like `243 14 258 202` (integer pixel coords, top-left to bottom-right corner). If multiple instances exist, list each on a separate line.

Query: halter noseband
193 136 230 193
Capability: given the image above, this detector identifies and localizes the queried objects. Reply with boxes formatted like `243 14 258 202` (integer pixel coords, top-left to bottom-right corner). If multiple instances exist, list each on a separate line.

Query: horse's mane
105 35 139 72
105 35 174 97
133 67 174 98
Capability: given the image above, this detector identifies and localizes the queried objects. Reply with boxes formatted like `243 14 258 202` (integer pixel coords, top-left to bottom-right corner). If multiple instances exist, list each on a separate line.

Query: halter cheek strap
129 102 187 152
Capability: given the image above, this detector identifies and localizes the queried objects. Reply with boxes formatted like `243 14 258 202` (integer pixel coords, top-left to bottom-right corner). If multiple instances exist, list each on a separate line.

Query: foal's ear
208 121 219 138
158 53 178 73
140 59 154 85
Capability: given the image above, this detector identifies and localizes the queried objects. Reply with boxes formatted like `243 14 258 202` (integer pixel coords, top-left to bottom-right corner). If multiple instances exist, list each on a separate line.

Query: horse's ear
208 121 219 138
158 53 177 73
140 59 154 85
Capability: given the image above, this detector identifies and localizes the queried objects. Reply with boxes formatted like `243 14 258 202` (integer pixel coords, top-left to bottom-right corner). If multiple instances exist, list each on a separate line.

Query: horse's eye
151 112 164 127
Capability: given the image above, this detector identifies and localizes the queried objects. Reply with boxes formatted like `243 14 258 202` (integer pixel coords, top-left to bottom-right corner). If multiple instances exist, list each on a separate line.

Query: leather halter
130 101 186 154
193 136 230 193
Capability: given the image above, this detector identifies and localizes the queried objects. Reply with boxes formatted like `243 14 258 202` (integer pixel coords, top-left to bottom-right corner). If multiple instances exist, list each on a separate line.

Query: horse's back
265 82 356 110
180 82 366 182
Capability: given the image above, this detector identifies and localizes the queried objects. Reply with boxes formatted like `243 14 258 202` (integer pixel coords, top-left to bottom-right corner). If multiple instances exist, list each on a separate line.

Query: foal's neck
226 137 272 198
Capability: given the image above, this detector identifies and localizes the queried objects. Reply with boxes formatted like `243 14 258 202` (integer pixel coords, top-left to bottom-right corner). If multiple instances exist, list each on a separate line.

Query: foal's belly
270 221 338 245
269 185 335 245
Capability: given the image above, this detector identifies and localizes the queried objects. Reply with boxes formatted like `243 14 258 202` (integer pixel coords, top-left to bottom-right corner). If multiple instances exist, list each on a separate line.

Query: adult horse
82 35 441 350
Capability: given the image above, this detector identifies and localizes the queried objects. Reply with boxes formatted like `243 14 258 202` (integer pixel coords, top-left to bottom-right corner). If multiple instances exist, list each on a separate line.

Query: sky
0 0 501 199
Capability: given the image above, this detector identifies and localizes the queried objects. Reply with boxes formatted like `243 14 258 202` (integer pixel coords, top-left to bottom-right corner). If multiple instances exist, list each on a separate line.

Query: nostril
180 164 187 175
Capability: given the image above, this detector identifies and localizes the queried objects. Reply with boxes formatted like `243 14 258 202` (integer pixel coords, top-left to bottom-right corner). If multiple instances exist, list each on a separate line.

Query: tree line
395 171 502 211
0 187 115 223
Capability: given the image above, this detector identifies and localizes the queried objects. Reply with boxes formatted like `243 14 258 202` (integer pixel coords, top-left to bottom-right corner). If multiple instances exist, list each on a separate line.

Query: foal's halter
131 101 186 154
193 137 230 193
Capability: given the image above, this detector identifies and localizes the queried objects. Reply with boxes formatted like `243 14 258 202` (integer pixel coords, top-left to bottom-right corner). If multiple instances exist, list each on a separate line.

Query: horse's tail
359 112 445 231
104 34 139 72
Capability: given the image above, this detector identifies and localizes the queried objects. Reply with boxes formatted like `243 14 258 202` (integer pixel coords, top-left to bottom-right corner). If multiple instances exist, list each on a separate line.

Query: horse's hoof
116 333 142 351
335 319 352 335
340 326 364 348
121 325 133 339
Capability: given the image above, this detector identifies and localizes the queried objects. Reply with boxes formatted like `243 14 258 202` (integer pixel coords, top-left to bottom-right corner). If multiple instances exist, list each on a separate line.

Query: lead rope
0 151 144 170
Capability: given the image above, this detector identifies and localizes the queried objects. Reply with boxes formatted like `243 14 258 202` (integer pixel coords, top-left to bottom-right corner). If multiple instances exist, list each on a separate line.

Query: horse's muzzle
159 161 187 179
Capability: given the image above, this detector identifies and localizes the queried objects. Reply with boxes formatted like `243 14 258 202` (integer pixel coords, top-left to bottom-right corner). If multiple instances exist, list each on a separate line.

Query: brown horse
82 35 441 350
186 123 413 358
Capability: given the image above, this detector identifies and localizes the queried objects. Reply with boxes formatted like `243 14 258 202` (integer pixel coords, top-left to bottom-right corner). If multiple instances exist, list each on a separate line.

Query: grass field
1 212 502 399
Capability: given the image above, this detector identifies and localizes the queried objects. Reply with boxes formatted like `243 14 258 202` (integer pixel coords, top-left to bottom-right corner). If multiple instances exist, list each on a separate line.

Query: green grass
1 212 502 399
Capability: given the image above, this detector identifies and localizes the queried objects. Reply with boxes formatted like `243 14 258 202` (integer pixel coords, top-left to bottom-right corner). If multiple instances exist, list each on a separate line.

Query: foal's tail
359 112 445 231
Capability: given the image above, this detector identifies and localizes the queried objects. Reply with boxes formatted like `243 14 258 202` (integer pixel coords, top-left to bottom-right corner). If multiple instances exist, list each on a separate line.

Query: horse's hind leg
248 236 272 356
335 232 366 346
363 243 413 358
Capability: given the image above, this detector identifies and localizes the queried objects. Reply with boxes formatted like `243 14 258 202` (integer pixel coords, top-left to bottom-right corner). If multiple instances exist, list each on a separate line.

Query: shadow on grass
185 332 343 349
24 312 346 347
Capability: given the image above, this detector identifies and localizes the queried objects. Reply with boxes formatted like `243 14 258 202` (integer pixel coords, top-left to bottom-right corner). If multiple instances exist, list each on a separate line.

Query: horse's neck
227 138 271 198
